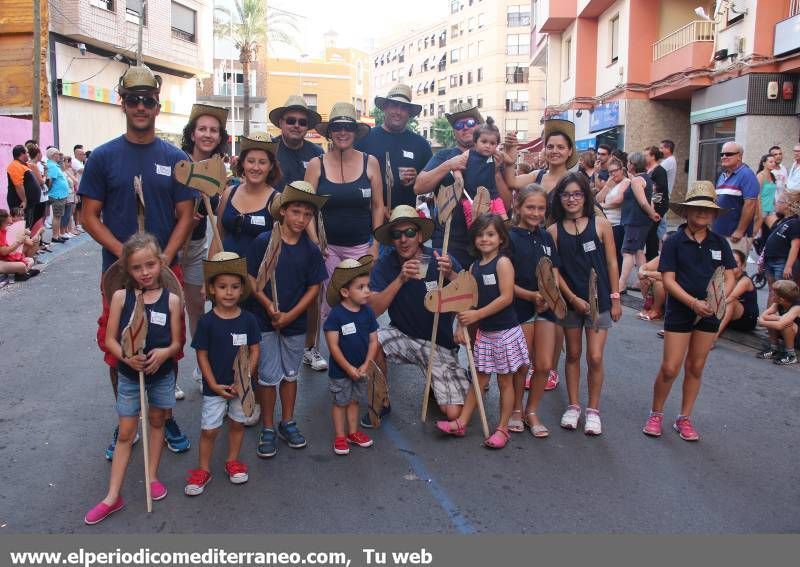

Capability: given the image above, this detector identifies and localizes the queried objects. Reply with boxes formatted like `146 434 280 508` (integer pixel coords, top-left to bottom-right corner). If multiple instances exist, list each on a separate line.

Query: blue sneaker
105 425 141 461
277 420 307 449
164 418 191 453
257 427 277 458
360 405 391 429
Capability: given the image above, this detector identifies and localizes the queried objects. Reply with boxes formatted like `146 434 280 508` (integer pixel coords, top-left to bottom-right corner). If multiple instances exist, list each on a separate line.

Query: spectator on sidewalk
45 147 70 243
787 144 800 192
769 145 787 197
5 145 41 227
713 142 759 256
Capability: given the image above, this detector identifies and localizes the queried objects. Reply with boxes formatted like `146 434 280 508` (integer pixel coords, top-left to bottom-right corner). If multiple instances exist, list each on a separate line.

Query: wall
594 0 628 96
735 114 800 171
657 0 705 38
0 117 55 209
559 22 576 103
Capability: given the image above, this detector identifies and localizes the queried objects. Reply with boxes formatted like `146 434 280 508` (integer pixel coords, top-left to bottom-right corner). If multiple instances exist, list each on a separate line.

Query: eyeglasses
720 151 740 158
328 122 358 133
124 94 158 109
559 191 585 201
453 118 478 131
608 168 621 174
389 227 419 240
283 117 308 127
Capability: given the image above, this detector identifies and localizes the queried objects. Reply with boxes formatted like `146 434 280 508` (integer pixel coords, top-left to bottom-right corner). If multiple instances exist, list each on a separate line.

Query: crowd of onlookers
1 140 89 284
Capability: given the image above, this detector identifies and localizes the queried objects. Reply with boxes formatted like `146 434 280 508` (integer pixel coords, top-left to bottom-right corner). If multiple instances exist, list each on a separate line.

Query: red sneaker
545 370 559 391
84 497 125 525
225 460 249 484
347 431 374 448
184 469 212 496
333 436 350 455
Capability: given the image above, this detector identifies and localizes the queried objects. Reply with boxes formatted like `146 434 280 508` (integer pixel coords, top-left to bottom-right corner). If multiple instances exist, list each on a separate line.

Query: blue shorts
115 372 176 417
257 332 305 386
764 258 786 280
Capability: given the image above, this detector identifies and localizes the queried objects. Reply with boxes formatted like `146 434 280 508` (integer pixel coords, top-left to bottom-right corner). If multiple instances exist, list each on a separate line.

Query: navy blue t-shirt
273 136 324 192
191 309 261 396
78 136 195 271
764 215 800 262
370 246 462 350
463 149 498 199
508 226 561 323
246 231 327 335
117 288 174 382
471 255 518 331
323 303 378 379
355 126 433 209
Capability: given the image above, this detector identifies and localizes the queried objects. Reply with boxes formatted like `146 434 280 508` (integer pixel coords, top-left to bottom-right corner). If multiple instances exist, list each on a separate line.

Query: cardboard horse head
232 345 256 417
121 289 148 358
173 155 227 198
424 270 478 314
536 257 567 320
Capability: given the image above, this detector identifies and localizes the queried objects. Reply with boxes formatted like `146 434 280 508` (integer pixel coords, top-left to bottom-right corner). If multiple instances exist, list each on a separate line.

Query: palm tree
214 0 298 136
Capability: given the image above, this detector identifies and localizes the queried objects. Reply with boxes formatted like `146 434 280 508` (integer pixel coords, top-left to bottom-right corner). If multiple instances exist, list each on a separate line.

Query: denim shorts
115 372 176 417
764 258 787 280
560 309 613 330
258 332 305 386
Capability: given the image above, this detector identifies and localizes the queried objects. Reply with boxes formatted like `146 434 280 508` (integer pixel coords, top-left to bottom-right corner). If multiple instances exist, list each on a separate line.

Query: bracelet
609 292 620 300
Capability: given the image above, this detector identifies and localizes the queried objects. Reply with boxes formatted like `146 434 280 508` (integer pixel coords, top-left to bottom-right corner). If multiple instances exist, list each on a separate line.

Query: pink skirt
474 326 530 375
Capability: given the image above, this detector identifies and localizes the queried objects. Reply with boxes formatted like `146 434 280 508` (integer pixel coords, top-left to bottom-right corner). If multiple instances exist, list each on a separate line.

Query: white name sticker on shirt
232 333 247 346
403 150 414 159
711 250 722 260
582 240 597 253
543 245 552 256
425 280 438 292
341 322 357 336
155 164 171 176
486 156 494 163
361 188 372 198
302 161 309 169
250 215 266 226
150 311 167 326
483 273 497 286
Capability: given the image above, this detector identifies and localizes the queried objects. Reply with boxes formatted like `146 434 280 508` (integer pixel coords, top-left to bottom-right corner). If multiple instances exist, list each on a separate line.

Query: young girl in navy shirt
458 117 509 227
436 214 529 449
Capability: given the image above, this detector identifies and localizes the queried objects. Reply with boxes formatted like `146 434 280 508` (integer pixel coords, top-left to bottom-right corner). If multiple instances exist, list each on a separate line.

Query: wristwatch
609 292 621 299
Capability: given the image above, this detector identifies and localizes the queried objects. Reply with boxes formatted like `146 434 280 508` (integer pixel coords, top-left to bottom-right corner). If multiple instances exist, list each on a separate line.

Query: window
423 129 428 139
506 64 529 83
438 103 445 117
90 0 114 10
507 5 531 27
459 73 463 86
467 70 473 84
438 79 447 95
507 34 529 55
449 99 459 112
477 67 484 82
438 54 447 71
126 0 146 20
505 119 528 140
478 13 486 28
476 94 483 108
450 1 461 15
450 48 462 62
609 15 619 63
391 70 397 81
505 90 529 112
303 94 318 111
468 17 475 32
429 103 434 115
399 48 405 63
450 74 459 87
477 40 485 56
467 43 476 58
171 2 196 42
564 37 572 78
451 24 459 38
439 31 447 47
467 97 473 106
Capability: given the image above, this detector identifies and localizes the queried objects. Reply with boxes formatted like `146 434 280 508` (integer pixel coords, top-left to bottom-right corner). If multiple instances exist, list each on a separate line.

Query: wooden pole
136 1 146 66
138 361 152 513
201 194 223 256
32 0 41 143
463 331 490 438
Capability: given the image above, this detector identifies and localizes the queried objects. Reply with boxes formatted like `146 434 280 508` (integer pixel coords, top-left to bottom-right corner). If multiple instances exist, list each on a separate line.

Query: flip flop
508 411 524 433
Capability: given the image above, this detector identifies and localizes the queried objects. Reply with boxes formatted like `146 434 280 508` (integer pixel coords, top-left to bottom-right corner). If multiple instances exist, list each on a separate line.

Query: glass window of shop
697 118 736 183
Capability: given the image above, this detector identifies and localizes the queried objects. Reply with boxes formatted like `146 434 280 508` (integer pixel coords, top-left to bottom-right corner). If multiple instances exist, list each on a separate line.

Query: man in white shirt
72 144 86 181
787 144 800 193
770 145 788 196
659 139 677 194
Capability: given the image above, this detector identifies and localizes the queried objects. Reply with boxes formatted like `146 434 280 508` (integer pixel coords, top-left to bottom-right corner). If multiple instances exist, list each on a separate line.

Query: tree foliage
370 106 420 134
432 116 455 147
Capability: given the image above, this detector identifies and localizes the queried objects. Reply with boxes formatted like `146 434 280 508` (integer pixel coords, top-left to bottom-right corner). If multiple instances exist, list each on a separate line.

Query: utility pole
137 1 147 65
32 0 41 142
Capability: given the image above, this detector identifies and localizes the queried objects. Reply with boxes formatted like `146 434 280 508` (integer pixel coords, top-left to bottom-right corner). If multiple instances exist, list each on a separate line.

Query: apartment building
533 0 800 197
49 0 213 151
371 0 543 149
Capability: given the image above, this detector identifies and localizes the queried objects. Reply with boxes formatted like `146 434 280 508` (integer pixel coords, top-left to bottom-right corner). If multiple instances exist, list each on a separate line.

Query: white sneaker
303 347 328 371
242 403 261 427
584 409 602 435
175 382 185 400
62 232 73 239
193 367 203 392
560 405 581 430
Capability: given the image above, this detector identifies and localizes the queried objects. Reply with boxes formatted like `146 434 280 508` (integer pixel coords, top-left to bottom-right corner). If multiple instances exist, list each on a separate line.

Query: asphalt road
1 240 798 534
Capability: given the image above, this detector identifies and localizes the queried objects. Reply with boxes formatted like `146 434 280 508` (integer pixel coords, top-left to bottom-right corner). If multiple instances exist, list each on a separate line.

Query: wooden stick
202 194 224 257
421 217 451 422
138 359 152 513
463 330 490 438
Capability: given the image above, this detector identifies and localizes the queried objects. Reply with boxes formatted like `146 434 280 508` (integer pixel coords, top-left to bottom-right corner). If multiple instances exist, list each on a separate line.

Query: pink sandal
484 426 510 449
436 419 466 437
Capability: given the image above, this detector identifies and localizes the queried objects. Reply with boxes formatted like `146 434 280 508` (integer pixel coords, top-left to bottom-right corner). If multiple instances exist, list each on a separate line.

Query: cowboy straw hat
118 65 162 94
238 131 278 156
269 180 329 219
375 83 422 117
188 103 229 127
101 259 184 304
326 255 373 307
669 180 727 218
268 95 322 128
373 205 435 245
315 102 371 139
543 119 578 170
202 251 252 300
445 102 484 127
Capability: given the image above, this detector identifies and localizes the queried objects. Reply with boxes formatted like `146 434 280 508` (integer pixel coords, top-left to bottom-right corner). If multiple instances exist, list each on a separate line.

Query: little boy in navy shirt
186 252 261 496
324 256 379 455
247 181 328 459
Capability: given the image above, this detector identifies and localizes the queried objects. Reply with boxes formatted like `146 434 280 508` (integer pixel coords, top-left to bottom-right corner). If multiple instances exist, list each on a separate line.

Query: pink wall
1 117 55 210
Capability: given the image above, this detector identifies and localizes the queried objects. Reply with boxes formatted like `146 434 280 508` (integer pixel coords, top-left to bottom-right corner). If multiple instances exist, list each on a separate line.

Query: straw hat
326 255 373 307
101 259 183 304
375 83 422 117
269 180 329 219
118 65 162 94
188 103 228 127
445 102 484 127
239 131 278 156
268 95 322 128
315 102 371 139
669 181 726 217
373 205 434 245
202 251 251 300
543 119 578 169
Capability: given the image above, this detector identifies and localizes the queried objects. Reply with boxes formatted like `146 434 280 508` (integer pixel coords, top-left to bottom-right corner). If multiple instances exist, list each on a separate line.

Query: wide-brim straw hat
375 83 422 117
202 251 252 300
269 180 329 219
373 205 435 245
189 103 228 127
669 180 727 217
315 102 371 139
101 259 183 303
239 131 278 156
445 102 484 127
268 95 322 129
118 65 162 94
543 119 578 170
327 255 373 307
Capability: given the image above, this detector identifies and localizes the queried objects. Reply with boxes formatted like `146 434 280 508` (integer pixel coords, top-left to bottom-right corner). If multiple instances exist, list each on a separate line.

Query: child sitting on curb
757 279 800 365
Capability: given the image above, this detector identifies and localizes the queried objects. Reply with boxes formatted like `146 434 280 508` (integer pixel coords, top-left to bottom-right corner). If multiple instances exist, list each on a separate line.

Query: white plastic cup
417 254 432 279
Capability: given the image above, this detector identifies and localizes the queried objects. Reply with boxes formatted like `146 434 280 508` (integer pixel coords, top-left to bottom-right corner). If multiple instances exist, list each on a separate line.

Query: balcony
650 21 715 99
536 0 577 34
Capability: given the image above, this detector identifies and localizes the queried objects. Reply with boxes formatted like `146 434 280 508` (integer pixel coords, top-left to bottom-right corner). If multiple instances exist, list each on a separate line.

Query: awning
517 136 543 153
575 127 617 151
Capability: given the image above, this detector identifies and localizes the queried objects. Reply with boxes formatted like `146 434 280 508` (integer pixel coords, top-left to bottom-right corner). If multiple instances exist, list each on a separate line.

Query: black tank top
471 255 519 331
117 288 173 381
556 217 611 312
318 153 373 247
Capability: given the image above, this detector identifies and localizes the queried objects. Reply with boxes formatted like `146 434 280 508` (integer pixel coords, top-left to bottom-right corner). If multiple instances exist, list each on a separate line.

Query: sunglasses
283 117 308 127
560 191 585 201
453 118 478 131
328 122 358 133
720 151 739 157
124 94 158 109
389 227 419 240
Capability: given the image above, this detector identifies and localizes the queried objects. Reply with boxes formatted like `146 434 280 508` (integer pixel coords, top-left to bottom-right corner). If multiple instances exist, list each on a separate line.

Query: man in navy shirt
713 141 759 256
355 83 432 212
79 65 195 459
367 206 471 427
